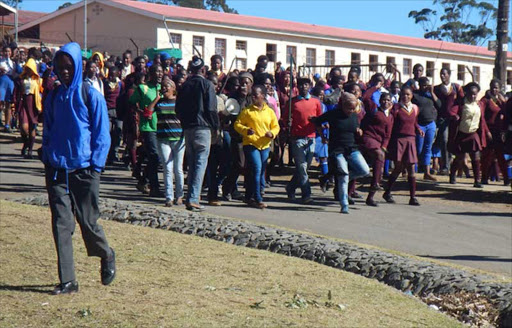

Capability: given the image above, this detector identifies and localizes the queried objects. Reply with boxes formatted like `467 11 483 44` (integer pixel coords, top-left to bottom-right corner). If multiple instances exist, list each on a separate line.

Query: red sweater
434 83 464 119
390 103 420 138
283 96 322 137
361 108 393 149
481 95 505 131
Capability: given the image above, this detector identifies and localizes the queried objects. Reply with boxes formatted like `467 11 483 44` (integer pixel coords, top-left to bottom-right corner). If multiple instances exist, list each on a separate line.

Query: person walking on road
42 42 115 295
176 56 219 211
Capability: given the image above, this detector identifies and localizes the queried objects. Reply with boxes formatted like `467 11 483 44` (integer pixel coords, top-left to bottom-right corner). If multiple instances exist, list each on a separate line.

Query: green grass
0 200 462 327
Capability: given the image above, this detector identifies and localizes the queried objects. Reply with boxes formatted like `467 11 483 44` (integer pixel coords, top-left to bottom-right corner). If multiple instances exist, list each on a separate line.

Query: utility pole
84 0 87 52
494 0 509 91
15 0 18 43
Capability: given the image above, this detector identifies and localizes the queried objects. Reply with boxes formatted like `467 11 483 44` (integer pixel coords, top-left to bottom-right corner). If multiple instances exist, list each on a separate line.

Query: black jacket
176 75 219 130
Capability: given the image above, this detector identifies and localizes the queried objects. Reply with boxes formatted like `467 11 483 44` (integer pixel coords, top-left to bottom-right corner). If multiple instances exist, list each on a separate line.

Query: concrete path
1 132 511 276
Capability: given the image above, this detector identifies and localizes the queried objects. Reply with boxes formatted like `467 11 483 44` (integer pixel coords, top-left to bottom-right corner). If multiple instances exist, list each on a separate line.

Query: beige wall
158 21 510 91
39 2 161 56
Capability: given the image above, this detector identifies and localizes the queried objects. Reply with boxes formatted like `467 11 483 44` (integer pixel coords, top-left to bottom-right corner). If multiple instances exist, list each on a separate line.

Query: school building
14 0 512 90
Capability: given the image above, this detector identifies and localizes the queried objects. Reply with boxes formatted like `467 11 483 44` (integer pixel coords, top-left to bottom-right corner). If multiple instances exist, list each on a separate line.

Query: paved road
1 132 511 276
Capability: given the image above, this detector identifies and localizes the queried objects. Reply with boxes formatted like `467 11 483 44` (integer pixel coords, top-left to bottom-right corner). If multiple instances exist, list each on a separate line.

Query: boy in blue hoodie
42 42 116 295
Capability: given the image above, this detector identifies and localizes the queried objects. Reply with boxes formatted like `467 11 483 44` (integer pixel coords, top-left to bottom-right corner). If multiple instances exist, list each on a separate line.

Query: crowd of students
1 41 511 213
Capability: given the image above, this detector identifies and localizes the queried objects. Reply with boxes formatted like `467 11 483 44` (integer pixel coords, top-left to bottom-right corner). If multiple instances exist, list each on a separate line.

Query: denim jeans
243 145 271 203
416 121 437 167
334 150 370 207
184 128 211 204
158 138 185 202
141 131 160 191
287 137 315 199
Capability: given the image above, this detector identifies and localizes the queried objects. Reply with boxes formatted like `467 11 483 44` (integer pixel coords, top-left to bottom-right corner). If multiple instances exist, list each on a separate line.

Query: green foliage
57 2 72 10
142 0 238 13
408 0 497 45
2 0 22 8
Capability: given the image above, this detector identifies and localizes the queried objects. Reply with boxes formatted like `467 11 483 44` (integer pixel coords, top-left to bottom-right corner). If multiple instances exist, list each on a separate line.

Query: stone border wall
17 195 512 326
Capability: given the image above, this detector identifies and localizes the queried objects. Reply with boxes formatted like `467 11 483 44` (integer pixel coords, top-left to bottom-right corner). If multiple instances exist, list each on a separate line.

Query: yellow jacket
21 59 43 112
234 103 280 150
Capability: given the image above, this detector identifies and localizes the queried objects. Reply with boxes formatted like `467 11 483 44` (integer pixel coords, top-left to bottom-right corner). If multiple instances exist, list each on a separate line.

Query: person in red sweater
360 92 393 206
104 66 124 164
433 68 464 175
448 82 491 187
383 85 424 206
283 77 322 203
480 79 509 186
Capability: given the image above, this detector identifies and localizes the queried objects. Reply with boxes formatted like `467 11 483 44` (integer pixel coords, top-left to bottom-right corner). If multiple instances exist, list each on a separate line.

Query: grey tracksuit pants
45 166 111 283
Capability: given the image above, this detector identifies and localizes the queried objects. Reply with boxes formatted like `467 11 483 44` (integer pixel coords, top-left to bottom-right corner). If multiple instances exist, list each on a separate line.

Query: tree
57 2 73 10
408 0 497 45
143 0 237 13
2 0 22 8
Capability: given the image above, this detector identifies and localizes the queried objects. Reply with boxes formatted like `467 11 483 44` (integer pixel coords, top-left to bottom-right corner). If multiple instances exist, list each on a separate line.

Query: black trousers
45 166 111 283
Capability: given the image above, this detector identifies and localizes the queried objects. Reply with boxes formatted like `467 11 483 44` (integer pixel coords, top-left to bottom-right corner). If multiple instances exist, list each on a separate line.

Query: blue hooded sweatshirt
42 42 110 172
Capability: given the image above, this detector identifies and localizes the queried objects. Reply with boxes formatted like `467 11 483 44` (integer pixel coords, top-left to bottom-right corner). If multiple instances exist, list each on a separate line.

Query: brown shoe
252 202 267 209
423 174 437 182
174 197 183 206
208 200 222 206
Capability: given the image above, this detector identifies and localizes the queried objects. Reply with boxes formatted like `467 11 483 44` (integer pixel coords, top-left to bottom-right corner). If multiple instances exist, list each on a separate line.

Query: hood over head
54 42 83 90
92 51 105 69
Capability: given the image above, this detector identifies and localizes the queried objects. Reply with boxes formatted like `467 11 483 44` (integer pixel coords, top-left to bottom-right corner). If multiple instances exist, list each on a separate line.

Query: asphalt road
1 132 511 276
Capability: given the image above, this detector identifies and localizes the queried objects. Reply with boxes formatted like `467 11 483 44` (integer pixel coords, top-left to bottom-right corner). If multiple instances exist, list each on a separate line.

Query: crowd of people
1 41 511 214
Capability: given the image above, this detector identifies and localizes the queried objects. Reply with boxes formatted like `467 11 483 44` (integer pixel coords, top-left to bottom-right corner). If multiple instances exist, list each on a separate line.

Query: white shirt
459 101 481 134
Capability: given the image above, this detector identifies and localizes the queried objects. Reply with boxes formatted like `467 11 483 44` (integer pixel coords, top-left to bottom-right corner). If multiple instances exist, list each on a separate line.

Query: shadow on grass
0 284 54 294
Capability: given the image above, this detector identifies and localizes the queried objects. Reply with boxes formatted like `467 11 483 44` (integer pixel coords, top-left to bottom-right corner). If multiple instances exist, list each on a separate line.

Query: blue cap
160 52 171 61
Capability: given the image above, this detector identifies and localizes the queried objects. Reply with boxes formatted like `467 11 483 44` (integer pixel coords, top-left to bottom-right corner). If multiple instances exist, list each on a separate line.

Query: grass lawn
0 200 462 327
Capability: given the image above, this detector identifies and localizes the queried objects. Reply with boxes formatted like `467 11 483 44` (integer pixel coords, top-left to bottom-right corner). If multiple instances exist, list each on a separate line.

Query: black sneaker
383 192 395 204
101 248 116 286
52 280 79 295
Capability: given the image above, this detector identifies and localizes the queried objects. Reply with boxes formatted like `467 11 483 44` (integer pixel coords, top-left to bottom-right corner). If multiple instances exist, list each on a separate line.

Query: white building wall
157 21 509 91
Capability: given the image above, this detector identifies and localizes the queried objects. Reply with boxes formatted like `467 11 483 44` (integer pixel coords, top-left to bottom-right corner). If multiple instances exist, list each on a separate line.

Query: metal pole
15 0 18 43
494 0 509 92
129 38 139 56
287 54 294 132
84 0 87 51
218 56 237 95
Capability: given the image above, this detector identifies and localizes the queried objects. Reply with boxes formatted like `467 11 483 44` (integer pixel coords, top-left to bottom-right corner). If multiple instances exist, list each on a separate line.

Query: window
442 62 450 71
403 58 412 75
325 50 335 66
306 48 316 66
266 43 277 62
215 38 226 61
192 36 204 58
170 33 181 49
386 56 396 72
457 64 465 81
472 66 480 84
286 45 297 64
507 70 512 85
351 52 361 65
369 54 378 72
426 61 435 77
236 40 247 51
236 58 247 70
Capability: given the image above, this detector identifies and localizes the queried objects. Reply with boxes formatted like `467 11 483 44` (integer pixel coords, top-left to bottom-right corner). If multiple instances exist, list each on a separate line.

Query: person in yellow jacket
234 85 280 209
19 58 43 158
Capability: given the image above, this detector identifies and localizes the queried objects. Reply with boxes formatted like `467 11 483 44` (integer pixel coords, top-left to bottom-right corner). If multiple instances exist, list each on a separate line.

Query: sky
15 0 501 44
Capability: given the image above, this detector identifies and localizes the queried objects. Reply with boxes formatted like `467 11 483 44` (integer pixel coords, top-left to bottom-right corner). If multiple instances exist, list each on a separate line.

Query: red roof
1 10 46 26
110 0 505 58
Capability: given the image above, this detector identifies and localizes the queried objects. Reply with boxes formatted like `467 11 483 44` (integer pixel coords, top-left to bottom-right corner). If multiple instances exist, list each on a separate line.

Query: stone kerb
16 195 512 326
